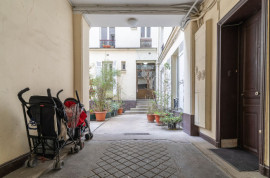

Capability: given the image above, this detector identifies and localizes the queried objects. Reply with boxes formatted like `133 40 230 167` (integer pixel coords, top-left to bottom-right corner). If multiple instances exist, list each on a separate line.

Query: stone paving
39 114 230 178
90 140 178 178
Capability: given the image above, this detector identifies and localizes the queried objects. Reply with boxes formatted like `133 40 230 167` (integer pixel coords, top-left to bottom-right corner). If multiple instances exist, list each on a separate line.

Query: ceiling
69 0 201 27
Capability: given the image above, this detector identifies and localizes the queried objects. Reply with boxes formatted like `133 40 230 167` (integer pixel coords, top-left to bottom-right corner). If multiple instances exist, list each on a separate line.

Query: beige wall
73 14 90 110
185 0 269 167
0 0 74 165
183 0 240 140
183 22 197 115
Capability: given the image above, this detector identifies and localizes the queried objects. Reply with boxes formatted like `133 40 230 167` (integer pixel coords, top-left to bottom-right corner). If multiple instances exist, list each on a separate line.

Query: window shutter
141 27 145 37
101 27 107 40
147 27 151 37
96 62 102 76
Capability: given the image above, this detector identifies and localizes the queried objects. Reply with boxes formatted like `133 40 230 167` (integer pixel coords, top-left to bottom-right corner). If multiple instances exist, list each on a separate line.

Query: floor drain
124 133 150 135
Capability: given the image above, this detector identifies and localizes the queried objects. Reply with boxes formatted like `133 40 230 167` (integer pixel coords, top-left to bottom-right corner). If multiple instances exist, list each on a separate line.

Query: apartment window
121 61 126 70
141 27 151 38
100 27 115 48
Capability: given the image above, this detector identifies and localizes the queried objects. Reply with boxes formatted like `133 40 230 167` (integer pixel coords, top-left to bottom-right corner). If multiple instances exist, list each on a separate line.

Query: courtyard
6 114 265 178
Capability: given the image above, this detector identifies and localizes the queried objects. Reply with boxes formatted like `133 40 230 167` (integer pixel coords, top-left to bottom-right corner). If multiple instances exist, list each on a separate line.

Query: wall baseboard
259 164 269 177
199 132 219 147
182 113 199 136
0 153 29 177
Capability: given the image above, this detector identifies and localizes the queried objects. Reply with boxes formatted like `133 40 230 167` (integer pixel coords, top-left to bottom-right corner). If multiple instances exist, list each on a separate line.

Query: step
124 111 147 114
130 108 148 111
136 105 149 108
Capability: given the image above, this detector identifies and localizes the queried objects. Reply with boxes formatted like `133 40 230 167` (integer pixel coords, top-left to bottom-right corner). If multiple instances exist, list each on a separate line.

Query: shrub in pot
117 100 124 115
111 101 119 117
89 109 96 121
147 103 155 123
93 69 119 121
161 114 182 130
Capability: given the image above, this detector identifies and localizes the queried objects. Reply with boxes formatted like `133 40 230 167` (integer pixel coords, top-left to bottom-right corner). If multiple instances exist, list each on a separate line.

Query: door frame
216 0 268 174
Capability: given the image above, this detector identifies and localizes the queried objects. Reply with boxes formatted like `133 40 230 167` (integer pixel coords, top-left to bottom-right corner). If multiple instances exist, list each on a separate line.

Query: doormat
209 148 258 171
124 133 150 135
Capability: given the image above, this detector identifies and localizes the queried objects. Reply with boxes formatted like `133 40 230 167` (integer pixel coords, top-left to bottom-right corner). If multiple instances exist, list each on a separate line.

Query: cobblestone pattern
90 140 179 178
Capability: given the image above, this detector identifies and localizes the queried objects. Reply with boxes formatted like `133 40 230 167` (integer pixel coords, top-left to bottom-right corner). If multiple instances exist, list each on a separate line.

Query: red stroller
64 91 93 153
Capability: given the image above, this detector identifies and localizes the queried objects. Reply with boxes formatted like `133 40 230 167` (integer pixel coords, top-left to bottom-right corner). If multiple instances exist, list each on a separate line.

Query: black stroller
63 91 93 153
18 88 69 170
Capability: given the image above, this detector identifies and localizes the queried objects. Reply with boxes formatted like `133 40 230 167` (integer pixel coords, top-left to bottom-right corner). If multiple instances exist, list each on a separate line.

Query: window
141 27 151 38
100 27 115 48
121 61 126 70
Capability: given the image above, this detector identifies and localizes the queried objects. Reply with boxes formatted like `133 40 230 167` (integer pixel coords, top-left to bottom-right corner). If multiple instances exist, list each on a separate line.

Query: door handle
255 91 260 96
241 93 245 96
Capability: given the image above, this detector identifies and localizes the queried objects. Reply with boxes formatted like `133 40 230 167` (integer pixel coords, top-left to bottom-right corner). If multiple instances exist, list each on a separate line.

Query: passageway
39 114 229 178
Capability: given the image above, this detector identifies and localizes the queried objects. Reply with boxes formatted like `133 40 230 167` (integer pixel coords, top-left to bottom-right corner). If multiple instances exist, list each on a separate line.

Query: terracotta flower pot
118 108 123 115
147 114 155 123
95 111 107 121
154 115 163 126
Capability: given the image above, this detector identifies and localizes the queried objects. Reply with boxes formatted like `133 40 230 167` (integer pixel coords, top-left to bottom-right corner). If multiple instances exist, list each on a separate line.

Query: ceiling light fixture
127 18 138 28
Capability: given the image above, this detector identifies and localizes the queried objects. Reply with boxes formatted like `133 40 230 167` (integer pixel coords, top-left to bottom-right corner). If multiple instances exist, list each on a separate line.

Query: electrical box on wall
194 19 212 129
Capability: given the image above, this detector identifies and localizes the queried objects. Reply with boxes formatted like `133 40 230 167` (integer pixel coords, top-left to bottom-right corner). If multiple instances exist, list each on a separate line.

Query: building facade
89 27 158 109
156 0 269 176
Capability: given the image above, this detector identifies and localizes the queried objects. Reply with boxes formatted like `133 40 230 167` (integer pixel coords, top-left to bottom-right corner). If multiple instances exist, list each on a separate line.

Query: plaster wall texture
0 0 73 164
89 49 157 100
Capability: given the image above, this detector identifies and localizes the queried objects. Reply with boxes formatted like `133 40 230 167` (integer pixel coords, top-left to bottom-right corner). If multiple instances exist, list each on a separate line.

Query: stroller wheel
24 159 29 168
54 160 64 170
89 133 93 140
26 158 37 168
74 146 79 153
85 134 90 140
70 147 74 154
79 142 84 150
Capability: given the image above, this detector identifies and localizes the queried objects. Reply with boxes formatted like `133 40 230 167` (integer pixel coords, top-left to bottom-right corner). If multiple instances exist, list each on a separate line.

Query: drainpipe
180 0 200 29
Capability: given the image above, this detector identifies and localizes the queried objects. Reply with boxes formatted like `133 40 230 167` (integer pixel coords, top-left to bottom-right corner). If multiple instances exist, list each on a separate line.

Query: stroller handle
75 90 82 108
18 87 30 105
57 89 63 100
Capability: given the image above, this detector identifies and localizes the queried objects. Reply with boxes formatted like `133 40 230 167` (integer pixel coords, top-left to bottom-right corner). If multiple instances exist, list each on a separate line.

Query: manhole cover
124 133 150 135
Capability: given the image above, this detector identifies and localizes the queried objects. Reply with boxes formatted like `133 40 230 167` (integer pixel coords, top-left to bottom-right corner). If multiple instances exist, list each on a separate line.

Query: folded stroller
18 88 68 170
64 91 93 153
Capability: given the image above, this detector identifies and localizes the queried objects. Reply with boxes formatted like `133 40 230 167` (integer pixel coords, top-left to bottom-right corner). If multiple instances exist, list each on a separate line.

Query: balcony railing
140 38 152 48
100 40 115 48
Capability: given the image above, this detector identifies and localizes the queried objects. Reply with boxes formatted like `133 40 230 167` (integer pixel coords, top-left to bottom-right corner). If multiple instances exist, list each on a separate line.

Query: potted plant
89 109 96 121
161 114 182 130
117 100 124 115
110 101 119 117
105 100 112 118
147 102 155 123
116 83 124 115
93 68 119 121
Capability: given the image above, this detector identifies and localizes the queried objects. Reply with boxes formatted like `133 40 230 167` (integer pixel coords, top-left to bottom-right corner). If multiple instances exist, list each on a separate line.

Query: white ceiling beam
72 4 198 15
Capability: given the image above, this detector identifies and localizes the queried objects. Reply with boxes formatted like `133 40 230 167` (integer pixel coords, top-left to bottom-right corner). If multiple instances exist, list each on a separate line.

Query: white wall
89 27 100 48
116 27 140 48
0 0 73 165
89 49 157 100
89 27 159 48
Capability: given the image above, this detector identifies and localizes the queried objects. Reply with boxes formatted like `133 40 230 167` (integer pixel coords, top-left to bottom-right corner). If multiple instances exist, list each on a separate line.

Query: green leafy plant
92 68 120 112
111 101 120 111
160 114 182 124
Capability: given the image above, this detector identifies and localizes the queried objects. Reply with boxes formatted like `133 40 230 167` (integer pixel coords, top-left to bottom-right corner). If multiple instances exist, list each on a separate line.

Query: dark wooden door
240 11 261 155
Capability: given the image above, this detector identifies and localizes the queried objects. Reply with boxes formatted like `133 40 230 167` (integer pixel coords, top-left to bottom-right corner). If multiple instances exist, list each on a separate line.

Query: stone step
130 108 148 111
124 111 147 114
136 105 149 108
136 102 152 105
